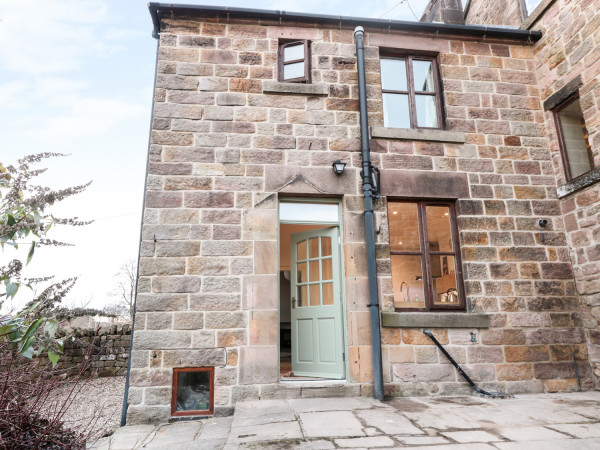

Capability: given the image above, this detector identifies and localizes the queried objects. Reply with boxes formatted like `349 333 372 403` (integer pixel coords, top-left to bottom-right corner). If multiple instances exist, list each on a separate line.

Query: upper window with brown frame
380 55 443 130
388 200 465 311
278 40 310 83
554 94 594 181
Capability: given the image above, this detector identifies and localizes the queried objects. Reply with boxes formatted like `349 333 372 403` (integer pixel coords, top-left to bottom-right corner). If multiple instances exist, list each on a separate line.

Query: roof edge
147 2 542 43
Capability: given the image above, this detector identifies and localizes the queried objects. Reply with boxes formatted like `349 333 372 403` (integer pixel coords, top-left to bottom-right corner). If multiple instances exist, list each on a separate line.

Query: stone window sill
370 127 466 144
522 0 555 29
381 311 490 329
557 167 600 199
263 81 328 96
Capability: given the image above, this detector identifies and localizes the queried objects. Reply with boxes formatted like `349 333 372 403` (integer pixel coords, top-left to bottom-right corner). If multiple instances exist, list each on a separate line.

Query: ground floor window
387 200 465 311
172 367 214 416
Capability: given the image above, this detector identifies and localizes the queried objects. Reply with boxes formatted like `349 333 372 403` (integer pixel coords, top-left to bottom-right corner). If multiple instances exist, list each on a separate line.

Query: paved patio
91 391 600 449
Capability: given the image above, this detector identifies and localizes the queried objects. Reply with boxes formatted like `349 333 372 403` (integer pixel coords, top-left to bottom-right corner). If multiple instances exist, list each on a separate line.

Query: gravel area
54 377 125 442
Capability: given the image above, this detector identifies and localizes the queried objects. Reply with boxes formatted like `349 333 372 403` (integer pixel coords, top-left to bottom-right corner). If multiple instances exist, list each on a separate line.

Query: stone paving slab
300 410 365 438
92 392 600 449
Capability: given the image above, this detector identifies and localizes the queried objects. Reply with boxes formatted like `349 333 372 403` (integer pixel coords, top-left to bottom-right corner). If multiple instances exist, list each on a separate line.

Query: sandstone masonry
125 3 599 424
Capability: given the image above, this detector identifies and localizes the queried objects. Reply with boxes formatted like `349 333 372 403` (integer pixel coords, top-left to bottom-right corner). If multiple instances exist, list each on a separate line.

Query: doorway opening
278 200 346 382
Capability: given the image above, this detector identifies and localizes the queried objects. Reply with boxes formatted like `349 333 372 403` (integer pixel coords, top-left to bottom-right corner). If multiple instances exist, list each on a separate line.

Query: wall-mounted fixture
470 332 477 343
539 219 548 228
332 160 346 175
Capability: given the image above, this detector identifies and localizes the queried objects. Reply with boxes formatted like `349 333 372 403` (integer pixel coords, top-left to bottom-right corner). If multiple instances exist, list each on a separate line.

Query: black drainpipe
354 26 384 401
120 32 161 427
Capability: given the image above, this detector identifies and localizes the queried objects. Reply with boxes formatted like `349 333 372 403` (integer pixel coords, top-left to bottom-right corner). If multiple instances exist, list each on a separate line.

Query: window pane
176 371 211 411
413 60 435 92
323 283 334 305
297 240 307 260
321 237 332 256
559 99 593 179
309 238 319 259
415 95 439 128
432 255 458 306
388 202 421 252
309 260 320 282
391 255 425 309
284 61 305 80
310 284 320 306
383 93 410 128
284 43 304 62
280 202 339 222
381 58 407 91
297 262 307 283
298 285 307 307
322 258 333 281
525 0 543 15
426 206 453 252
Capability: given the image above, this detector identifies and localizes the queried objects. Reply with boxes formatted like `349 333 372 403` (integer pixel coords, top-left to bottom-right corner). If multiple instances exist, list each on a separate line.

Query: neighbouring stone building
124 0 600 424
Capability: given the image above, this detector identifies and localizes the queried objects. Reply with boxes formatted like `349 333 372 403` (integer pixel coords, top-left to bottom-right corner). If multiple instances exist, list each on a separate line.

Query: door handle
292 297 296 309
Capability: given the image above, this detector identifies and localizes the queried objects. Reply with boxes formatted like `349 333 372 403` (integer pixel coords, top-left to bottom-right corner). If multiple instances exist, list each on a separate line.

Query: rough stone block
239 346 278 385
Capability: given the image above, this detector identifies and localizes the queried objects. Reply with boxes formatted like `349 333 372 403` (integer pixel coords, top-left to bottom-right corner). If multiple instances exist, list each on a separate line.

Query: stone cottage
123 0 600 424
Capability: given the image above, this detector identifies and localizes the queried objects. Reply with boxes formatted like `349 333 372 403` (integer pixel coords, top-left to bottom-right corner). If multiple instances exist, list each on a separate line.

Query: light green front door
290 227 344 379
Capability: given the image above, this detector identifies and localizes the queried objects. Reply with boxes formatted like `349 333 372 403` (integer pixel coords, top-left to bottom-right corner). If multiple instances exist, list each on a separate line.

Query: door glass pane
321 237 332 256
323 283 334 305
310 284 320 306
380 58 407 91
309 260 320 282
383 93 410 128
297 240 307 261
280 202 339 222
388 202 420 252
298 285 307 307
415 95 439 128
322 258 333 280
426 206 453 252
413 60 435 92
391 255 425 309
284 62 305 80
297 262 307 283
284 43 304 62
432 255 458 305
309 238 319 259
559 99 592 179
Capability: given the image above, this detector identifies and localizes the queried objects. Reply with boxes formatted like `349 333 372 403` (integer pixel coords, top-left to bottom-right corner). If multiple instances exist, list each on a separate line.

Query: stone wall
467 0 600 387
464 0 524 26
127 11 594 424
58 325 131 378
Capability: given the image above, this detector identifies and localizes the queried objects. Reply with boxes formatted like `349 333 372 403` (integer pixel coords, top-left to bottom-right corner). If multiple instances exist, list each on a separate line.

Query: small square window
388 201 465 311
380 55 443 130
172 368 214 416
278 40 310 83
553 95 594 181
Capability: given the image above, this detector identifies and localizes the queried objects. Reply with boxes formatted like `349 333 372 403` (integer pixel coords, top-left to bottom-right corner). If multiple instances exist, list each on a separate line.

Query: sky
0 0 428 311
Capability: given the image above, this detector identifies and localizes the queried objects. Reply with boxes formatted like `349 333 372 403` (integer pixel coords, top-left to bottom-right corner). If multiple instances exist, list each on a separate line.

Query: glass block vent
172 368 214 416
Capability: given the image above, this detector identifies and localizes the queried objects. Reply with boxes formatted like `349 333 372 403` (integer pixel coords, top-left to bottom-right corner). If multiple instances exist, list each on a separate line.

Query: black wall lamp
332 160 346 175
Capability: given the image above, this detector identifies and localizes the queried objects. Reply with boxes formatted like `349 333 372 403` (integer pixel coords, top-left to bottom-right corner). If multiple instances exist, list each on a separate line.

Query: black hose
423 329 512 399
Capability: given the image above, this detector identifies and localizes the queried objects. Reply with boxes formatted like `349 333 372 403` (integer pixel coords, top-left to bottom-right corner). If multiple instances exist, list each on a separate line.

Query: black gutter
120 36 161 427
355 26 384 401
147 2 541 43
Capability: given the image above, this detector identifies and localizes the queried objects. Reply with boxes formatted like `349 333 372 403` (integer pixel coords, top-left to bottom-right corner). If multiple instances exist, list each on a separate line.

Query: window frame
388 200 465 312
278 40 311 83
380 54 444 130
553 93 594 182
171 367 214 417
